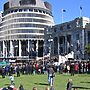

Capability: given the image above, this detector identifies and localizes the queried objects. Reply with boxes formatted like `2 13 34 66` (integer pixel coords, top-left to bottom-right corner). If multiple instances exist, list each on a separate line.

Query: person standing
9 75 14 85
2 67 5 78
47 65 55 86
88 61 90 74
19 84 24 90
66 78 72 90
16 65 20 77
70 63 74 76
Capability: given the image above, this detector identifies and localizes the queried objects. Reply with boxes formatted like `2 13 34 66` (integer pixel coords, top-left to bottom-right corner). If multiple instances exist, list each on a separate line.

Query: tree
85 44 90 55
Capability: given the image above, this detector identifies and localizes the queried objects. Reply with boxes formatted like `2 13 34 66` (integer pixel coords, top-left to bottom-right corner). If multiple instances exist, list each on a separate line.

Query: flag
80 6 82 10
61 9 66 23
62 9 66 12
80 6 82 17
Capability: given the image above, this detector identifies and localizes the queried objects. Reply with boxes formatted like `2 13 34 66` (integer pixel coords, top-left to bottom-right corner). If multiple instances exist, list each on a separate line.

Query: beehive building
0 0 54 61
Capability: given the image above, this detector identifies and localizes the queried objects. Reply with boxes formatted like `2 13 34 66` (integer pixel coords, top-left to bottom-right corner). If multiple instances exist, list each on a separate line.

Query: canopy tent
0 61 9 67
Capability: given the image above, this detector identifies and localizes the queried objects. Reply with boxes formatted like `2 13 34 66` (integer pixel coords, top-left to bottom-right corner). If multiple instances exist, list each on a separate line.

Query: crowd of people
0 60 90 78
59 61 90 75
0 60 90 90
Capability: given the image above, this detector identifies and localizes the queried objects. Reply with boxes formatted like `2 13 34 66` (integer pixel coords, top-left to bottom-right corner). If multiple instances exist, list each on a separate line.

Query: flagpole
80 6 82 17
61 9 66 23
79 0 82 17
61 9 64 23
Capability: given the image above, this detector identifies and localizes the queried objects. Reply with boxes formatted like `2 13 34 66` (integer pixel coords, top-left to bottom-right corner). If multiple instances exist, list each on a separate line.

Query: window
34 9 38 12
60 26 63 30
39 10 42 13
67 24 71 29
24 9 27 12
67 35 71 43
43 11 45 14
11 10 14 13
29 9 33 12
19 9 22 12
76 34 79 40
54 28 56 32
14 9 18 12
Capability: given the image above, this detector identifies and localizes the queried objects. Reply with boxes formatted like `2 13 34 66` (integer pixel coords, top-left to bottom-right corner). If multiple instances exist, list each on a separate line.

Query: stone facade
46 17 90 60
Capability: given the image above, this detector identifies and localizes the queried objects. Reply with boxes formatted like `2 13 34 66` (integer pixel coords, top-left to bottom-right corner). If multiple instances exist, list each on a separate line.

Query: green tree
85 44 90 55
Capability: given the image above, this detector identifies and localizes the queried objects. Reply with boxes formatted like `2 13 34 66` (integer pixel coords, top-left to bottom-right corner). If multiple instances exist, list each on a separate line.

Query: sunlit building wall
0 0 54 61
49 17 90 60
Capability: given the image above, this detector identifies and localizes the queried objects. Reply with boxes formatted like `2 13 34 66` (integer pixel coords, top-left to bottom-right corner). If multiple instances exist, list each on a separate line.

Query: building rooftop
4 0 52 11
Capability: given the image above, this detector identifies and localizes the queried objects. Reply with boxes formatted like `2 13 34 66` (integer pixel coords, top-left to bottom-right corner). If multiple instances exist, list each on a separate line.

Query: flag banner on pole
62 9 66 12
80 6 82 17
80 6 82 10
63 9 66 12
61 9 66 23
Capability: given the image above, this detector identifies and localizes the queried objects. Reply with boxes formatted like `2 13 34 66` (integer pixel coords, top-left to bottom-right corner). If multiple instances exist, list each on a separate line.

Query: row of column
53 33 85 59
53 35 72 55
1 40 40 58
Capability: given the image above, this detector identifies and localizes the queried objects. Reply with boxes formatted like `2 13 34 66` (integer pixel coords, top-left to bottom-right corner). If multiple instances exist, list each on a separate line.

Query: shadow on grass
5 84 10 85
34 82 48 86
73 86 90 89
80 81 90 83
78 74 90 77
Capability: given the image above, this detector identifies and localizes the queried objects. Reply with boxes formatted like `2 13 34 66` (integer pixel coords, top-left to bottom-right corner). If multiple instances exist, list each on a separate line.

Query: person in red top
35 63 38 74
74 63 78 74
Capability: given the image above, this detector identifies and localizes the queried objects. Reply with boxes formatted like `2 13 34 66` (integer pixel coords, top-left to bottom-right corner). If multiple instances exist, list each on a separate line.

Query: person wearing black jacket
66 78 72 90
47 65 55 86
70 63 74 76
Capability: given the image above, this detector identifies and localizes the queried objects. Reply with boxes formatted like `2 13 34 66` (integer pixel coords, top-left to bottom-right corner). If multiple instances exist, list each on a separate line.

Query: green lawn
0 74 90 90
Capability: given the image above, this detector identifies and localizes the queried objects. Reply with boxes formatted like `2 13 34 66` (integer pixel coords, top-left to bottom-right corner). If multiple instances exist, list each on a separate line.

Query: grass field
0 74 90 90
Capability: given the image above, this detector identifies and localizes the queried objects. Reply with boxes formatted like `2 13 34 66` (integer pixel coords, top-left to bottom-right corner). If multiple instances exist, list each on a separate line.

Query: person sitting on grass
73 88 77 90
32 87 37 90
45 87 50 90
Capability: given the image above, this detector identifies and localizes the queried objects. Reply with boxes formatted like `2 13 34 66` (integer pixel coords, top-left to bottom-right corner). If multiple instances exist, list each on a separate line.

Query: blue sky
0 0 90 24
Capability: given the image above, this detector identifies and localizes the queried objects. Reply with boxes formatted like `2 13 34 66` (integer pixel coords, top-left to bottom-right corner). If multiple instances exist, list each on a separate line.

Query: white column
28 40 29 53
3 41 5 57
28 40 30 60
36 40 38 60
6 41 8 58
65 36 67 53
10 40 14 57
19 40 21 57
3 41 8 58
